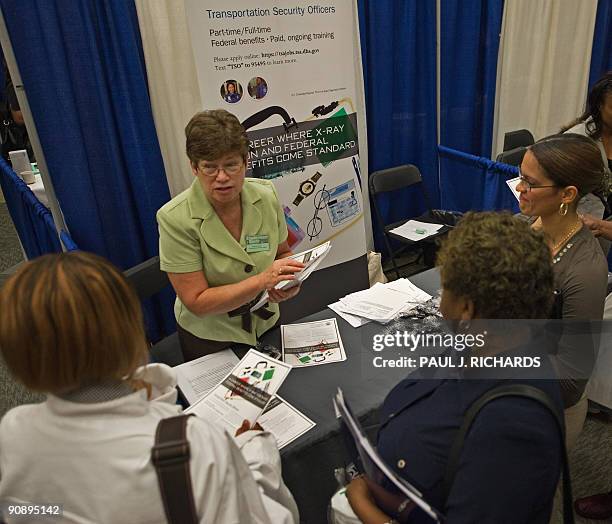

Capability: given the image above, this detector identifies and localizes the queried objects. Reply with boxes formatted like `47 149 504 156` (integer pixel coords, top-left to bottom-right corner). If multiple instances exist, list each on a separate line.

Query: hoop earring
559 202 568 216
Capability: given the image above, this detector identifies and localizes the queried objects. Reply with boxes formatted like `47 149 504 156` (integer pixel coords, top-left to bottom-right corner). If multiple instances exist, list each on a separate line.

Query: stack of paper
251 241 332 312
389 220 443 241
329 278 432 325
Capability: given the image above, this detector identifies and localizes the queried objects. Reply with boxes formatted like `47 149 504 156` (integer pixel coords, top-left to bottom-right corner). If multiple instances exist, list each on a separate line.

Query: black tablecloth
262 269 441 523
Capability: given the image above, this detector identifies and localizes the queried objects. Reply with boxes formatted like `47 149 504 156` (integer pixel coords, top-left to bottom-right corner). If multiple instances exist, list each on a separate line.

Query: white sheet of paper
175 349 239 405
328 301 371 328
506 176 521 202
281 318 346 367
389 220 443 241
334 388 444 523
339 283 410 322
187 349 292 433
251 241 332 312
259 395 316 449
386 278 432 313
338 279 432 322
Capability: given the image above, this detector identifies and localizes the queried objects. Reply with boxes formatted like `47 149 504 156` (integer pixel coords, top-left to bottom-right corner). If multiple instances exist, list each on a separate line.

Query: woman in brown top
517 133 608 448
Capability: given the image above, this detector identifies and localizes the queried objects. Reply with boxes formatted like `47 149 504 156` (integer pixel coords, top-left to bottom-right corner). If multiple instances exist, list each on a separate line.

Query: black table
262 268 441 523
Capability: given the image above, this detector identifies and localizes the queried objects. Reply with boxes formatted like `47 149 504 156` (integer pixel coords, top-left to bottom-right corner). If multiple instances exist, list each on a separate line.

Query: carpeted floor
552 415 612 523
0 202 24 273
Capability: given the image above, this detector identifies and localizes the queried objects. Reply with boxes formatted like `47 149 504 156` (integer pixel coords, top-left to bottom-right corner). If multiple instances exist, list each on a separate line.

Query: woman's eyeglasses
518 172 557 192
198 162 244 177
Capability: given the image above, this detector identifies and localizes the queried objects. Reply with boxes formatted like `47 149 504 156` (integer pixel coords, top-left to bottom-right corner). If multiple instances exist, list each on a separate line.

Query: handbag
0 100 31 161
151 414 198 524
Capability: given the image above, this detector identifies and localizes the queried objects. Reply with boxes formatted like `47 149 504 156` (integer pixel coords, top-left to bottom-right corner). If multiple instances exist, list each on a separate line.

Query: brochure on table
333 388 444 523
186 349 291 433
259 395 316 449
176 349 239 405
251 241 332 312
281 318 346 367
178 350 314 448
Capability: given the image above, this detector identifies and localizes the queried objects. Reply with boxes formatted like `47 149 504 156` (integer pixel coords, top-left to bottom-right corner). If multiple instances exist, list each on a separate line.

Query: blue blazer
376 352 563 523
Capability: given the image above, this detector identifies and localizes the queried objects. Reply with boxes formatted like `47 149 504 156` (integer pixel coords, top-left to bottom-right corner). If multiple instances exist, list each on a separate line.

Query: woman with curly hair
346 212 564 524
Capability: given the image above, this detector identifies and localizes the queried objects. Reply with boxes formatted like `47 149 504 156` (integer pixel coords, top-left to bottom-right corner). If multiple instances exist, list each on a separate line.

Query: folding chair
369 164 455 279
503 129 535 152
496 146 527 167
124 256 169 299
124 256 183 366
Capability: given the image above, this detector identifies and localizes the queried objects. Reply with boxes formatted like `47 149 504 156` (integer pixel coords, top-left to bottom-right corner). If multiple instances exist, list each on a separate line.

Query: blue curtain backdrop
589 0 612 87
1 0 174 340
439 0 505 212
357 0 438 253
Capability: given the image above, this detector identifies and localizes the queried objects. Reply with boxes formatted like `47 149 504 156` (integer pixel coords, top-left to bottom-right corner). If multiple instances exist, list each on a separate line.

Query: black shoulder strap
442 384 574 524
152 414 198 524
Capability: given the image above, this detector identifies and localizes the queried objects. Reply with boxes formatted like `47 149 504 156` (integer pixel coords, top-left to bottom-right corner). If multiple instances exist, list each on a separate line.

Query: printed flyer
187 349 292 432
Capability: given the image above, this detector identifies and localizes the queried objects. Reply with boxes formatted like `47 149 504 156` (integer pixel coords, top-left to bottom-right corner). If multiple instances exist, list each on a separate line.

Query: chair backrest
124 256 170 300
503 129 535 152
369 164 423 195
496 146 527 167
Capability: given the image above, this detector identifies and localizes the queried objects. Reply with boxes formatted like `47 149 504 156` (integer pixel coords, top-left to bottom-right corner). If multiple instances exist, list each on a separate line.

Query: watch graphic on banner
293 171 323 206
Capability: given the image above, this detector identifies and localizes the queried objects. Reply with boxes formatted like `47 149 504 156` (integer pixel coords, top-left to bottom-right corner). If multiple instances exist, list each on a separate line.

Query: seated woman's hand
581 213 609 238
259 259 305 291
235 419 264 436
346 476 373 503
268 283 301 303
345 476 395 523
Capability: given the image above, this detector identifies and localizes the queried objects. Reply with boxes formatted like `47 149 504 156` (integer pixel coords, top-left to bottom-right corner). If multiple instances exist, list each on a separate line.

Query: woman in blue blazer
347 212 564 524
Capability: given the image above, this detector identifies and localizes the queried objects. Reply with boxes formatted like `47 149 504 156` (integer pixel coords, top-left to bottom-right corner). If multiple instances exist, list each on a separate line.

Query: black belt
228 293 275 333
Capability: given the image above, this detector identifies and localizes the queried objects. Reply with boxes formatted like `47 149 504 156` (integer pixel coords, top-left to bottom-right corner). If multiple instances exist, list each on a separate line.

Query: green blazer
157 177 288 345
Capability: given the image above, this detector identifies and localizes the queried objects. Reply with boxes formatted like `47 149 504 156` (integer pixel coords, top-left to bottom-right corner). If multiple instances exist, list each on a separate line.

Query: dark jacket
376 348 563 523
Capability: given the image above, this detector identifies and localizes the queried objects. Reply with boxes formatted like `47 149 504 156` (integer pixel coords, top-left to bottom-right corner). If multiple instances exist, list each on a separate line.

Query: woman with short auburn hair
0 251 298 524
158 109 304 361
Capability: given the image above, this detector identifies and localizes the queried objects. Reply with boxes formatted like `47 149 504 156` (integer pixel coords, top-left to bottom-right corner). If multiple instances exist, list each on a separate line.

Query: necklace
551 220 581 253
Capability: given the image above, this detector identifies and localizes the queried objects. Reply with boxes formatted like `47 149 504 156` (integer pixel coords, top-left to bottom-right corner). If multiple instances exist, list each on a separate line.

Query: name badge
245 234 270 253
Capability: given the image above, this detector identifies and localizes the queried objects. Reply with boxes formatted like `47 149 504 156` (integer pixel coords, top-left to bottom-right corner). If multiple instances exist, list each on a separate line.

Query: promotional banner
185 1 367 267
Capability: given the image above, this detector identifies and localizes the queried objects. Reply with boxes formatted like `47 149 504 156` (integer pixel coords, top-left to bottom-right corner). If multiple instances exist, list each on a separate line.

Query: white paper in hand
251 241 332 312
